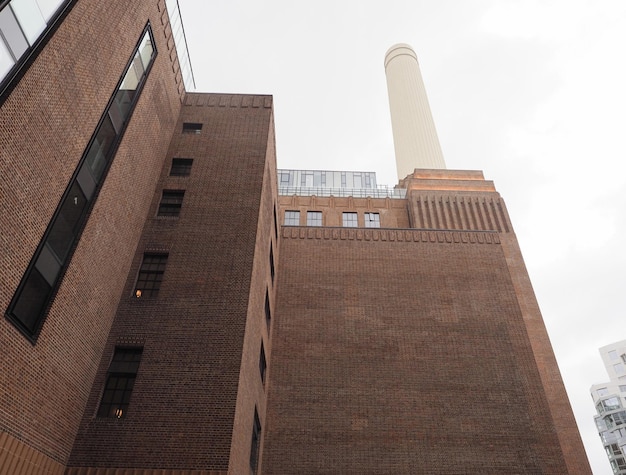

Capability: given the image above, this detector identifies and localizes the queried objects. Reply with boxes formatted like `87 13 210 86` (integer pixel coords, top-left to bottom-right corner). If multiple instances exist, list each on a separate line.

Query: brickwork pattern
263 233 574 474
68 95 274 471
0 0 181 465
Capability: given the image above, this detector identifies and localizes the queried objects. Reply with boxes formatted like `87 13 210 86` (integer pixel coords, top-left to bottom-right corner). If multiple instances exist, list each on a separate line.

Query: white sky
178 1 626 472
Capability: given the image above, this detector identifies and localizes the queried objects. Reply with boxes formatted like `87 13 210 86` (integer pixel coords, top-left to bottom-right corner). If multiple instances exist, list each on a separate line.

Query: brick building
0 1 590 474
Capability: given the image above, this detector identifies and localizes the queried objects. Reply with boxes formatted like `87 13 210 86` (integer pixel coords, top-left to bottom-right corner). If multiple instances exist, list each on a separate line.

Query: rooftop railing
278 185 406 199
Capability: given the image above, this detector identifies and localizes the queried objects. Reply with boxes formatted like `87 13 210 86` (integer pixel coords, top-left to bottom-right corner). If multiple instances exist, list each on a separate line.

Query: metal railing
278 186 406 199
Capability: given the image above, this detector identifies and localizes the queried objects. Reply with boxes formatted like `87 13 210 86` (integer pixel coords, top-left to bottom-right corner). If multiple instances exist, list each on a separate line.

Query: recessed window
158 190 185 217
273 205 278 238
259 342 267 385
135 253 167 298
307 211 322 227
170 158 193 176
615 364 625 375
342 212 358 227
265 289 271 329
598 387 610 397
364 212 380 228
182 122 202 134
284 210 300 226
98 347 142 419
269 244 275 284
250 408 261 474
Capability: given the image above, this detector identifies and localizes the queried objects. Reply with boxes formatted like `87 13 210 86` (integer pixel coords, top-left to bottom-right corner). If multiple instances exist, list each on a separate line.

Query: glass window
0 38 15 77
619 386 626 393
10 269 51 334
615 364 625 375
598 387 610 397
364 212 380 228
250 409 261 474
135 253 168 298
269 244 275 283
259 343 266 384
610 350 619 360
98 347 142 418
284 210 300 226
343 212 358 227
265 289 271 329
35 0 64 21
307 211 322 227
182 122 202 134
604 397 622 411
10 0 46 45
46 181 88 261
170 158 193 176
157 190 185 217
0 6 29 59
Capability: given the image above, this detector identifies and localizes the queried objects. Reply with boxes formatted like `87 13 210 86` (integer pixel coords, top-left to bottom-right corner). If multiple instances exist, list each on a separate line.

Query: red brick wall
263 228 576 474
0 0 182 465
68 94 275 471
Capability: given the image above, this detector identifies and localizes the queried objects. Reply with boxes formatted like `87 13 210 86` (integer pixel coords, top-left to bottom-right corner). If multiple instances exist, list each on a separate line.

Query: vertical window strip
6 24 157 341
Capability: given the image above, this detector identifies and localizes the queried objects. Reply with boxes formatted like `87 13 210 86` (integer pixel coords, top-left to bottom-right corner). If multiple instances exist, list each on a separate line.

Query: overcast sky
178 1 626 472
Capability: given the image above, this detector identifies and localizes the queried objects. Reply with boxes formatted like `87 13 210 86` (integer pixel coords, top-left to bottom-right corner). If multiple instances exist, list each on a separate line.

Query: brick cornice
281 226 500 244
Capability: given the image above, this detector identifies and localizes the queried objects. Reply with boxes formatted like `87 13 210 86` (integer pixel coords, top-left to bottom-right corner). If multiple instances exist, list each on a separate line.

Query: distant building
591 341 626 474
0 2 591 473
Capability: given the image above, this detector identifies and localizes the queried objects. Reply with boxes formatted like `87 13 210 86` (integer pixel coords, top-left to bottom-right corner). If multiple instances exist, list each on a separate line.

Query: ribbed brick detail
0 432 64 475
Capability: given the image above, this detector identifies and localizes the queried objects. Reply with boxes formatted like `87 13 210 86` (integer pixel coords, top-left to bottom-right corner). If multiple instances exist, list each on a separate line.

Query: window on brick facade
170 158 193 176
269 244 275 283
284 210 299 226
273 205 278 238
342 212 358 227
364 212 380 228
98 347 142 419
307 211 322 227
158 190 185 217
259 342 266 385
250 408 261 474
6 25 157 341
265 289 271 329
135 253 167 298
182 122 202 134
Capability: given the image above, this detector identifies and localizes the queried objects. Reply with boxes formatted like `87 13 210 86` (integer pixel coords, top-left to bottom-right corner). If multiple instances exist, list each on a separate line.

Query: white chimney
384 44 446 179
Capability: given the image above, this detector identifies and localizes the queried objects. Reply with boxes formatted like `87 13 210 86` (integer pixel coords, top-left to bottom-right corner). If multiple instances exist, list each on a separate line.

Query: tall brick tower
0 3 589 474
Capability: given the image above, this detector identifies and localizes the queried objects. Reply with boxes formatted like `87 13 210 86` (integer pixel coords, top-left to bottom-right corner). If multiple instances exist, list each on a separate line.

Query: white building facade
591 340 626 474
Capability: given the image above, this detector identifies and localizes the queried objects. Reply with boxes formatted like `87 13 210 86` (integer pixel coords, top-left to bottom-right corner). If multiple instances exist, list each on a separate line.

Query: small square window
364 212 380 228
158 190 185 217
135 253 168 298
170 158 193 176
307 211 322 227
342 212 358 227
182 122 202 134
284 210 300 226
98 347 142 419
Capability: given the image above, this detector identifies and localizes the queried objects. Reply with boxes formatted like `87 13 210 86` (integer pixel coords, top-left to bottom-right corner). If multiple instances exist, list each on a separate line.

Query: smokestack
384 44 446 179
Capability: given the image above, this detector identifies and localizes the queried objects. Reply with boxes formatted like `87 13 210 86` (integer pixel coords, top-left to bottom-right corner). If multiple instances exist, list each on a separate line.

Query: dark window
182 122 202 134
135 253 167 298
98 347 142 419
170 158 193 176
259 342 266 384
265 289 271 330
342 212 358 227
157 190 185 217
6 25 157 341
364 212 380 228
273 205 278 238
269 244 275 284
250 408 261 474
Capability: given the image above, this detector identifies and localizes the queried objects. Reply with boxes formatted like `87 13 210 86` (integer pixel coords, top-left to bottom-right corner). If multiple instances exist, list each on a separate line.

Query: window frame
169 158 193 176
157 189 185 217
342 212 358 228
97 347 143 419
306 211 322 227
134 253 168 298
364 212 380 228
284 210 300 226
